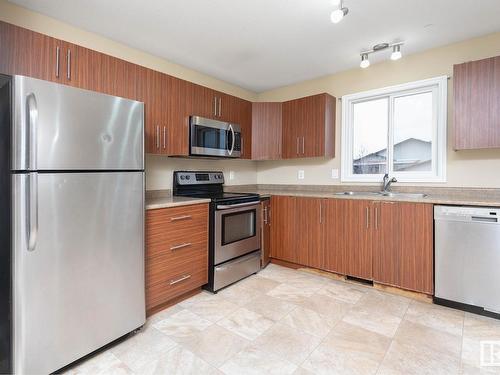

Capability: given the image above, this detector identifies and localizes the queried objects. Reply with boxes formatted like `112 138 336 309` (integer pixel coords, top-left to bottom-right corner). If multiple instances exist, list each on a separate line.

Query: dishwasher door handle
471 216 498 223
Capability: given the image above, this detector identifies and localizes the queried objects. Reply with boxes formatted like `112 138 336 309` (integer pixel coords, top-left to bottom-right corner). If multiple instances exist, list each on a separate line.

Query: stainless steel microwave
190 116 241 158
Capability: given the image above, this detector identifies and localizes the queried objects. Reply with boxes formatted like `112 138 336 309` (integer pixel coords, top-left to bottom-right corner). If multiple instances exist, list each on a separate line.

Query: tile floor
64 264 500 375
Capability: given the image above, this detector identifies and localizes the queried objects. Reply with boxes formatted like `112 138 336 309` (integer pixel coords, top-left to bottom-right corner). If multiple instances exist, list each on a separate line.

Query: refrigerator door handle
26 92 38 170
27 173 38 251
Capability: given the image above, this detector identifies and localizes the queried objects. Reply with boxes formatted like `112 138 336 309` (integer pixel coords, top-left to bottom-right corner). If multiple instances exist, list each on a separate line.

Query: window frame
341 76 448 183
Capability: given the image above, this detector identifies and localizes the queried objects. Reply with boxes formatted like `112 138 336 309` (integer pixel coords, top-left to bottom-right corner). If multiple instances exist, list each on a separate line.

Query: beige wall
257 32 500 188
146 156 257 190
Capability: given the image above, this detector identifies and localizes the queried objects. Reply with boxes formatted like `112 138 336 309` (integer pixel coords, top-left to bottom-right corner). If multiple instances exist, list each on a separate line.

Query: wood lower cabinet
261 199 271 267
372 202 401 287
270 196 434 295
269 196 322 268
398 203 434 294
322 199 347 275
454 56 500 150
145 203 209 314
372 201 434 294
270 196 296 263
344 200 374 280
252 102 282 160
282 93 336 159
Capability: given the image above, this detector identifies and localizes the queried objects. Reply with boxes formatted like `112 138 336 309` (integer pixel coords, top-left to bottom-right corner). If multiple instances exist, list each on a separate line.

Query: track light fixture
360 53 370 69
330 0 349 23
359 42 404 68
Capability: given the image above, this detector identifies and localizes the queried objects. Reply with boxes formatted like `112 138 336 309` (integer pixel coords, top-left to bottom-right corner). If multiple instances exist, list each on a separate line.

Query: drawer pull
169 274 191 285
170 242 192 251
170 215 192 222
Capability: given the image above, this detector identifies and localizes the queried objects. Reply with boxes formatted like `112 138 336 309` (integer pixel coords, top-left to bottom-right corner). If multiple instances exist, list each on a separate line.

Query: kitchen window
341 76 447 182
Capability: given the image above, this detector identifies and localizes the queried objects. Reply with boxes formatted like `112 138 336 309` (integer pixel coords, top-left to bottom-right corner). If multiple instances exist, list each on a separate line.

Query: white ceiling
10 0 500 92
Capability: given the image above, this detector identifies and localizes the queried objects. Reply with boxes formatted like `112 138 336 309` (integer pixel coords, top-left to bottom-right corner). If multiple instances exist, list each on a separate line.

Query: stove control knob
186 175 191 180
180 175 185 180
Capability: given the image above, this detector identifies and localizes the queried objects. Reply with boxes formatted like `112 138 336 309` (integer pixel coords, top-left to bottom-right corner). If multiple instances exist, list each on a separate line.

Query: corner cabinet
282 93 336 158
454 55 500 150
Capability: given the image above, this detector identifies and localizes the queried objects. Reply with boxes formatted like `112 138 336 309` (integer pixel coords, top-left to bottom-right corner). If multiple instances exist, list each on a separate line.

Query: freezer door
12 172 145 375
12 75 143 171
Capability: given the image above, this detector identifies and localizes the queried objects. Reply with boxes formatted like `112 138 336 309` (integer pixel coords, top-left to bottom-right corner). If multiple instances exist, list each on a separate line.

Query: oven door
214 201 261 264
190 116 241 158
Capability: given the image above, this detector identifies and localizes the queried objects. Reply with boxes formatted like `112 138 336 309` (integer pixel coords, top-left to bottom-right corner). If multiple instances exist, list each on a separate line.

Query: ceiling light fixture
330 0 349 23
390 44 402 60
360 53 370 68
359 42 404 68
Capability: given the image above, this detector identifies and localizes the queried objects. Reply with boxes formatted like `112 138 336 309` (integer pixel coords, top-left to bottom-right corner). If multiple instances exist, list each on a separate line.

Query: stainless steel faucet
382 173 397 192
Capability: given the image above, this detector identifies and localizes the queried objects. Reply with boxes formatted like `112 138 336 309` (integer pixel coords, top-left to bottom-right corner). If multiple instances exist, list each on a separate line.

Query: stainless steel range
173 171 261 292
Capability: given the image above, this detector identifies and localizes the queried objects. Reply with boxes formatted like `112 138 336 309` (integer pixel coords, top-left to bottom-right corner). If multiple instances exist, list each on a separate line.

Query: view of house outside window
341 76 447 183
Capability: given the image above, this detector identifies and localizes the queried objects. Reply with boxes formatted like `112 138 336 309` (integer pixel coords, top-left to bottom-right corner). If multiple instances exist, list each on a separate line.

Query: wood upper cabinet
282 93 336 159
344 200 373 280
454 56 500 150
166 75 191 156
322 199 347 275
0 21 57 82
399 203 434 294
372 202 401 287
137 67 165 154
238 98 252 159
252 102 282 160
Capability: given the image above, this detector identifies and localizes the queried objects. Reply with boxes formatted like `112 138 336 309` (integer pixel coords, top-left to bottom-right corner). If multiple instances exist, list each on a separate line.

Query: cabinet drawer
146 243 208 287
146 203 208 247
146 226 207 259
146 262 208 310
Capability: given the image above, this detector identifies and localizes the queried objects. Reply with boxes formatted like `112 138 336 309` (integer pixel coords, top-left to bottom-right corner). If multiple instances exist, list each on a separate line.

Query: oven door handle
216 201 259 210
227 124 235 156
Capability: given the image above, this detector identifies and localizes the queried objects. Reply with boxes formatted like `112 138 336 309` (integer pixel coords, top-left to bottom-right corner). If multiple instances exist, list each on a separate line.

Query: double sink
335 191 428 199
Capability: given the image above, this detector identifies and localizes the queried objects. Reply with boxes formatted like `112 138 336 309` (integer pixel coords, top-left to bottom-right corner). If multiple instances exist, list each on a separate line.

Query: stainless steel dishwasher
435 205 500 314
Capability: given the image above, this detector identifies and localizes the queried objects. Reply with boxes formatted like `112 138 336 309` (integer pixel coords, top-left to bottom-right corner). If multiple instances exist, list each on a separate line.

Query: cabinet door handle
170 215 192 222
163 126 167 149
66 49 71 80
218 97 222 117
375 206 379 230
55 46 60 78
170 243 192 251
365 207 369 229
268 206 271 226
302 137 305 154
319 201 323 224
214 97 217 117
169 274 191 285
296 138 299 155
263 206 268 224
156 125 160 150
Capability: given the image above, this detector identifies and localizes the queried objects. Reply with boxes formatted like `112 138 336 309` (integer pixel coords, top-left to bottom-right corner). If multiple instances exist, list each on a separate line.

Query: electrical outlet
229 171 235 180
331 168 339 179
298 170 305 180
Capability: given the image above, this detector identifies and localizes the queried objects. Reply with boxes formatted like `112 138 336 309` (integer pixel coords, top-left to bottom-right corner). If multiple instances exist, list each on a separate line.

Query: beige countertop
226 185 500 207
145 196 211 210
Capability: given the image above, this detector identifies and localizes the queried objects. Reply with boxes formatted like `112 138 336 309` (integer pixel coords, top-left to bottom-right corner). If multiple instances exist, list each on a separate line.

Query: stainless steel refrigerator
0 75 146 374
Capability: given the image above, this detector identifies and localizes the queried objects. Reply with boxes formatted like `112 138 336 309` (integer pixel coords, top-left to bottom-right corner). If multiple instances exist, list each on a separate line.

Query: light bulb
360 54 370 68
330 9 344 23
391 45 402 60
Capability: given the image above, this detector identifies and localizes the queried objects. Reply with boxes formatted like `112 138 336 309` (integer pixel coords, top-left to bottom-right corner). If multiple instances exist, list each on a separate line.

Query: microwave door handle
227 124 235 156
